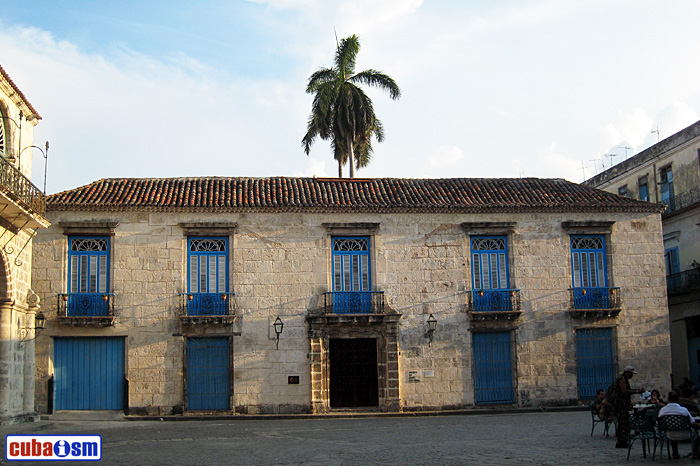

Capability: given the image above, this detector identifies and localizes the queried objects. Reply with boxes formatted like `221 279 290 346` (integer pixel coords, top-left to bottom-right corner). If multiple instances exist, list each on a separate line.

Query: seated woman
651 389 666 407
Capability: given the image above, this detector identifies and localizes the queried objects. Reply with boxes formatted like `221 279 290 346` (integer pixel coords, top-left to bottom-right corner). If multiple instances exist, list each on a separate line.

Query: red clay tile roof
0 64 41 120
47 177 664 213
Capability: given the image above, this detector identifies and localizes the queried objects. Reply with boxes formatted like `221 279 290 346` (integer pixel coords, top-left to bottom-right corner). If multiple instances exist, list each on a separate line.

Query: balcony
662 186 700 215
179 292 236 324
57 293 115 326
568 287 621 318
0 156 48 229
667 269 700 296
322 291 385 315
466 289 521 321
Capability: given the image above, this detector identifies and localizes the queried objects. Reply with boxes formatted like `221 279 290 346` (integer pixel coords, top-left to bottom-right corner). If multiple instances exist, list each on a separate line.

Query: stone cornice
59 221 119 236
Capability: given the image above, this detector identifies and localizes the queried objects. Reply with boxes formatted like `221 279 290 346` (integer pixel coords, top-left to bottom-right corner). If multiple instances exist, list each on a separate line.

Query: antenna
579 160 586 181
618 146 632 160
604 153 617 168
651 126 660 143
589 159 603 173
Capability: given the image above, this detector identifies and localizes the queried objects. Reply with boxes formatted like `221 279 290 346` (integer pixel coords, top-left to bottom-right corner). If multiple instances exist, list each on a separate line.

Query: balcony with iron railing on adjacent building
322 291 385 315
661 185 700 216
568 287 621 318
466 289 521 321
0 155 48 229
179 292 236 324
57 293 115 326
667 268 700 296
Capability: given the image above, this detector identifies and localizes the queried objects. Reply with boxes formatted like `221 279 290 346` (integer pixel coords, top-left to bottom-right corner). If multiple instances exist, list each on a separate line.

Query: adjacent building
31 176 669 415
585 120 700 387
0 65 50 424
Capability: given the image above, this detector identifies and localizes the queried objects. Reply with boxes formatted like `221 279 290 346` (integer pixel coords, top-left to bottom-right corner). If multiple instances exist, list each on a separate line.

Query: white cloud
428 145 464 168
292 157 329 177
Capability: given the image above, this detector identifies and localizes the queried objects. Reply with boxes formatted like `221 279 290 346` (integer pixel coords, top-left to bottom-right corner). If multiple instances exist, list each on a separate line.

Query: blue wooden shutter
186 337 230 410
54 337 125 410
473 332 515 404
576 328 615 399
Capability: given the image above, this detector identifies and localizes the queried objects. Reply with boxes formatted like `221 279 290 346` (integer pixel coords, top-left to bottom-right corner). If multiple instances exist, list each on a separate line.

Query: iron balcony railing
667 269 700 295
323 291 385 314
58 293 115 317
466 289 521 312
180 292 236 316
662 186 700 215
568 287 621 310
0 155 46 216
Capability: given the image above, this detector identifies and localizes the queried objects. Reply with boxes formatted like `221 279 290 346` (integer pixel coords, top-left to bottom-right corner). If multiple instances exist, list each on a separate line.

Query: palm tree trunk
347 135 355 178
337 159 343 178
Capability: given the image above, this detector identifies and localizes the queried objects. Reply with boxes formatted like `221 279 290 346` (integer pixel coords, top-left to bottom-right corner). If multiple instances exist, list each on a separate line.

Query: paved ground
0 411 676 465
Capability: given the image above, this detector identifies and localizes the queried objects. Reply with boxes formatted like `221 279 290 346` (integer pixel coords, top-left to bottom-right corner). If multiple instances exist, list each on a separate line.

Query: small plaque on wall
408 371 420 383
288 376 300 384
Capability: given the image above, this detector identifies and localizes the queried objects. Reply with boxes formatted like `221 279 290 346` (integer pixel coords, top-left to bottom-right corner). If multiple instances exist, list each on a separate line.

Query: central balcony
179 292 236 324
568 287 621 317
57 293 115 326
322 291 385 314
466 289 521 321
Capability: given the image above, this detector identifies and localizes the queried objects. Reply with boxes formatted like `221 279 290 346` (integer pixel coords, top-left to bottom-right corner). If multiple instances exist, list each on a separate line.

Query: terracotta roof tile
47 177 663 214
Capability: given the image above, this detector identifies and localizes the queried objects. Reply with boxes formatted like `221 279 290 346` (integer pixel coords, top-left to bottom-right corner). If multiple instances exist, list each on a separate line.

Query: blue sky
2 0 699 194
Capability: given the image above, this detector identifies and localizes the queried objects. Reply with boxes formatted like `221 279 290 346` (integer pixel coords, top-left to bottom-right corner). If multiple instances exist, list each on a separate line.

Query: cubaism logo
6 435 101 461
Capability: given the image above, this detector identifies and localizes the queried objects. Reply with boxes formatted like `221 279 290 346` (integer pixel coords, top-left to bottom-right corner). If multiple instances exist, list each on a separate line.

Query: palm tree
302 34 400 178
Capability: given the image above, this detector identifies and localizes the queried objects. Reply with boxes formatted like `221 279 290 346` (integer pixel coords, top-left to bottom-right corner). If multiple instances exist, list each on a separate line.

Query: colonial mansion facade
31 176 670 415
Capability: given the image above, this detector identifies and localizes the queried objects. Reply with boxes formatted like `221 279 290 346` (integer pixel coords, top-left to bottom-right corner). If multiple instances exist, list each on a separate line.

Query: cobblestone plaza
1 411 667 465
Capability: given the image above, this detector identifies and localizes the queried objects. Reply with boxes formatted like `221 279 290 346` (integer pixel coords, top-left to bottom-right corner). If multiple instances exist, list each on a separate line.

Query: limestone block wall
31 208 671 414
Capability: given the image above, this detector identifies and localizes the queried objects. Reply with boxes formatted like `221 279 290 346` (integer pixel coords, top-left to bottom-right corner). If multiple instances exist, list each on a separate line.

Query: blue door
186 337 230 410
576 328 615 399
473 332 515 404
54 337 125 410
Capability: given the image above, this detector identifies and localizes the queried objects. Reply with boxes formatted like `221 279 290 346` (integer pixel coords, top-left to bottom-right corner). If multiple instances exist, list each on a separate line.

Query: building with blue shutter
0 65 50 424
586 119 700 389
31 177 669 415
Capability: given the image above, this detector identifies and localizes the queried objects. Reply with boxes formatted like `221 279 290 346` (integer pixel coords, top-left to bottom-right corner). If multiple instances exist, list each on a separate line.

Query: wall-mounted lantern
19 311 46 343
273 317 284 350
426 313 437 347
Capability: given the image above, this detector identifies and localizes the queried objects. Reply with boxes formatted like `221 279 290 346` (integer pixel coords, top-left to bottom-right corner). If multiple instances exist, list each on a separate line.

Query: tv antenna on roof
579 160 586 181
604 153 617 168
618 146 632 160
589 158 603 173
651 126 660 143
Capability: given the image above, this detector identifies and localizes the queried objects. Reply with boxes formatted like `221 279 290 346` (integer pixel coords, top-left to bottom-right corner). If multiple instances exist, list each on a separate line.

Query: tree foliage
302 35 400 177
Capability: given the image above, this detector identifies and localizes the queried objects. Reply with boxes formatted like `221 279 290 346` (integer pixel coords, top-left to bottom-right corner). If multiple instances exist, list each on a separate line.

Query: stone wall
32 208 671 414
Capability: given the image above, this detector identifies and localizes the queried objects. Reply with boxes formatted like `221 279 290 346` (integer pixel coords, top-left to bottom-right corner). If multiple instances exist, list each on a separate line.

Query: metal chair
590 403 613 437
627 411 659 461
657 414 698 461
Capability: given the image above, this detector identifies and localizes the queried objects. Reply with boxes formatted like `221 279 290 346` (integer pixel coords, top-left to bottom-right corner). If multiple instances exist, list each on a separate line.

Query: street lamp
426 314 437 347
19 311 46 343
18 141 49 193
273 317 284 350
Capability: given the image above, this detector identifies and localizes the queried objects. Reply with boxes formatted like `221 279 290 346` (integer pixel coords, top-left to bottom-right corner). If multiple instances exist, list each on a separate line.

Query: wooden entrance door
329 338 378 408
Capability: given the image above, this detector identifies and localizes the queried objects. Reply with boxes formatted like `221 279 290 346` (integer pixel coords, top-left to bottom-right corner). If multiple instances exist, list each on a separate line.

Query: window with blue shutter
67 236 110 316
470 236 513 311
331 237 372 313
570 235 614 309
187 237 229 315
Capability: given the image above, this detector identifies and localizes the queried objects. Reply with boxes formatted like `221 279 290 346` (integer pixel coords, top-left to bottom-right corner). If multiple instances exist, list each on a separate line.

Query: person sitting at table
651 389 667 407
679 388 699 415
658 390 700 460
592 388 617 434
